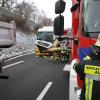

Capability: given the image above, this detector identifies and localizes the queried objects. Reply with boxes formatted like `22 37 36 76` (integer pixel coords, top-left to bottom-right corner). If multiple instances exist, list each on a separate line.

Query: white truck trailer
0 21 16 79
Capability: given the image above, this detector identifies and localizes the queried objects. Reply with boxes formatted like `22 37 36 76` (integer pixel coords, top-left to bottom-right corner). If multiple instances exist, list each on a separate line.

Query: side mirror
55 0 66 14
70 3 79 12
54 15 64 36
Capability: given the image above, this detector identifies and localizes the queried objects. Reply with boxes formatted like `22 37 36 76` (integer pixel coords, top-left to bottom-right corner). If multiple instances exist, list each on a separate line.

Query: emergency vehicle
54 0 99 99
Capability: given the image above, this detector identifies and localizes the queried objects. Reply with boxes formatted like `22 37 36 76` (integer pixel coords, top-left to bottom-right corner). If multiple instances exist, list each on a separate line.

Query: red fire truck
54 0 99 99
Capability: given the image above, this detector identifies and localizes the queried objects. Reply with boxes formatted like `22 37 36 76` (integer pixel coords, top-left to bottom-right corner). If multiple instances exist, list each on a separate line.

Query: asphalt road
0 54 69 100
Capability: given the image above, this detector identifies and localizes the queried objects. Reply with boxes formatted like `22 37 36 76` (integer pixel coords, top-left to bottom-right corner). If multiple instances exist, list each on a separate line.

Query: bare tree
29 2 38 23
14 1 33 21
0 0 53 32
0 0 9 7
36 10 53 26
41 16 53 26
31 10 53 32
5 0 17 11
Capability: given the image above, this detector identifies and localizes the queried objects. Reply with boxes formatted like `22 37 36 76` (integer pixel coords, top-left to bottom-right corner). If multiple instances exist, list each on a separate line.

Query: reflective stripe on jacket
84 64 100 100
74 57 100 100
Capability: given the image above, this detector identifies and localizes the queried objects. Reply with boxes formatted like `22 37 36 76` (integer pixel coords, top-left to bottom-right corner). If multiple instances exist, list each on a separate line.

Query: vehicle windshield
83 0 100 38
37 32 54 42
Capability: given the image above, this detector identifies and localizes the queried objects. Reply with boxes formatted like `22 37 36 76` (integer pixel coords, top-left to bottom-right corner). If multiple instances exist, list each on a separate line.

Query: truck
0 21 16 79
54 0 99 99
35 26 54 57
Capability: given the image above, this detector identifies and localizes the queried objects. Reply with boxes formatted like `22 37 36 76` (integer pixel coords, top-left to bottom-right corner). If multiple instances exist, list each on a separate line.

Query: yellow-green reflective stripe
85 78 93 100
85 78 88 100
89 79 93 100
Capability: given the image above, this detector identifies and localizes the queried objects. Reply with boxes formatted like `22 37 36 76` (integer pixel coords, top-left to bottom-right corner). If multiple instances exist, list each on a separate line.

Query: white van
36 26 54 49
37 26 54 42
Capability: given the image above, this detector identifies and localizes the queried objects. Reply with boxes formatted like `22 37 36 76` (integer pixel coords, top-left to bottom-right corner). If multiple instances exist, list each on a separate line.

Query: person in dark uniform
73 34 100 100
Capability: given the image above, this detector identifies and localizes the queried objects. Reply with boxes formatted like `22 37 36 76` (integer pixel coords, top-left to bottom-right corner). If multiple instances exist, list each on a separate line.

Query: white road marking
36 82 53 100
4 52 33 62
3 61 24 69
63 64 71 71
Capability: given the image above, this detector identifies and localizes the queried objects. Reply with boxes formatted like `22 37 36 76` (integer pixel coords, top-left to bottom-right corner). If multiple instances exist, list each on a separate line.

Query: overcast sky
18 0 72 28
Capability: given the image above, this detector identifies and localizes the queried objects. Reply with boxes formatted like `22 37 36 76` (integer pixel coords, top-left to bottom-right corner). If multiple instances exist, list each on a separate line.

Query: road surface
0 54 69 100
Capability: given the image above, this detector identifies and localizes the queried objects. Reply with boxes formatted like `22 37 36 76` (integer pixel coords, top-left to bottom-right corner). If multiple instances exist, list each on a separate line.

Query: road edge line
3 61 24 69
4 53 33 62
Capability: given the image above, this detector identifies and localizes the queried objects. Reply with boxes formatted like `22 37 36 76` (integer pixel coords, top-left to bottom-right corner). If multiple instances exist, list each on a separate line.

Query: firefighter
73 34 100 100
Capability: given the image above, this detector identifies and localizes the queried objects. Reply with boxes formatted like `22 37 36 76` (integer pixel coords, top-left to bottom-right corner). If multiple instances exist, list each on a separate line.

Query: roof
38 26 53 32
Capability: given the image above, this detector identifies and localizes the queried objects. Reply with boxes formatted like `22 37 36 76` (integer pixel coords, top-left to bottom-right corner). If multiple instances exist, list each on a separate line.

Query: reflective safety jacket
74 57 100 100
